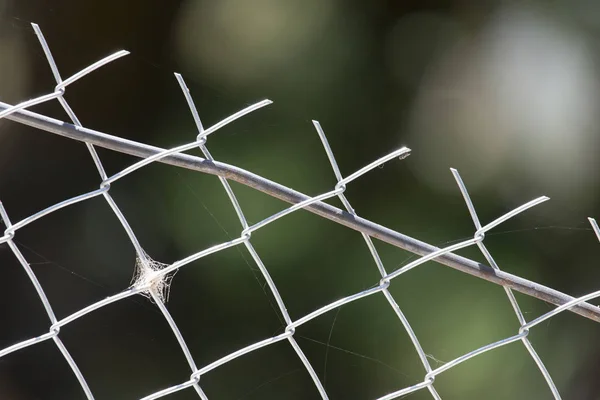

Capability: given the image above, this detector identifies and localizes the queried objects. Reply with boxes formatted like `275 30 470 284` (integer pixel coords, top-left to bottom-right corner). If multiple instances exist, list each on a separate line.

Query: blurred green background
1 0 600 399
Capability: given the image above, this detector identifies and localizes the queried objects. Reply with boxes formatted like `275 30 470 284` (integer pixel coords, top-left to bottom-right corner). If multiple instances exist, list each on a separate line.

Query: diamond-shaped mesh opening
199 341 317 399
296 293 429 399
0 340 85 399
2 11 600 400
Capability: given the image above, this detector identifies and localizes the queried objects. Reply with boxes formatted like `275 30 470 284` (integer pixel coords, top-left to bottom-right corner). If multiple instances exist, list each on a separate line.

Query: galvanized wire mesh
2 23 600 400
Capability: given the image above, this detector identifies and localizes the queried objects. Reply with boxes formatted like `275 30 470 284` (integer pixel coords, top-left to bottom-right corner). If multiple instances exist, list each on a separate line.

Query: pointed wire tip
174 72 185 83
173 73 190 93
31 23 44 37
528 195 550 207
588 217 600 242
450 167 458 173
312 120 325 135
0 202 8 224
254 99 274 108
398 147 411 160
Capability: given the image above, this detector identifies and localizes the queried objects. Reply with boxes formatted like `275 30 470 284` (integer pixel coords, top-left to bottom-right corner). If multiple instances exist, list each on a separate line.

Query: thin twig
3 102 600 323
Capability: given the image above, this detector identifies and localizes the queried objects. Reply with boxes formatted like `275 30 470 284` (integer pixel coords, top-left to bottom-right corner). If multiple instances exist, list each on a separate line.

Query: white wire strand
0 84 593 400
150 290 209 400
0 202 95 399
312 120 441 399
521 219 600 331
135 104 429 399
172 73 326 398
450 168 560 399
30 25 210 400
2 21 600 400
1 98 597 400
102 100 273 187
383 194 549 282
3 99 599 321
589 217 600 242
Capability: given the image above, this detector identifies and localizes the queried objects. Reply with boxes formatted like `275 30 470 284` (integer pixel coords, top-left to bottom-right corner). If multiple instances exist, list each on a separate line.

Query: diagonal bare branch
3 102 600 323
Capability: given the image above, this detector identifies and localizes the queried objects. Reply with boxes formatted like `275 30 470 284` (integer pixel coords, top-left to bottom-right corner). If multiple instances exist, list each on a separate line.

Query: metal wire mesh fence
2 23 600 399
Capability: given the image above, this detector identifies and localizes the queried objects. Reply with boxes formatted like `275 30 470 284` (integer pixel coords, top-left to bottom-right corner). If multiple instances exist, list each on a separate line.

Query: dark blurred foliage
1 0 600 399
